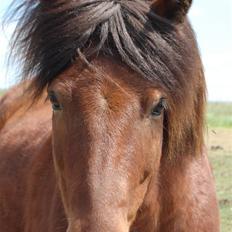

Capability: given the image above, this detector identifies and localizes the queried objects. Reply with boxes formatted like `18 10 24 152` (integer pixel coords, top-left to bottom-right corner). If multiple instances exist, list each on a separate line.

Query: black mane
8 0 194 94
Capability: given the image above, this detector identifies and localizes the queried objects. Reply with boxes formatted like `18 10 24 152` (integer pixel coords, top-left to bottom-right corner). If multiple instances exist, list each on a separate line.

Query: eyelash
48 92 63 111
151 98 166 117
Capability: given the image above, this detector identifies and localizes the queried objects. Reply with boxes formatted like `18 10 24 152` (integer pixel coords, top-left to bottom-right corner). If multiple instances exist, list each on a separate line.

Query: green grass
207 102 232 128
209 151 232 232
0 89 6 96
207 102 232 232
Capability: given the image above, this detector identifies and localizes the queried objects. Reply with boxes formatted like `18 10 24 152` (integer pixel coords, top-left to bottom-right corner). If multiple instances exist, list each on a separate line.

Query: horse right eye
151 98 166 117
48 92 63 111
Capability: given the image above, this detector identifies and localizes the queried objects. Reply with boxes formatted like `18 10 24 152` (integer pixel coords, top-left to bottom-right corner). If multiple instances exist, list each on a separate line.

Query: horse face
48 57 165 231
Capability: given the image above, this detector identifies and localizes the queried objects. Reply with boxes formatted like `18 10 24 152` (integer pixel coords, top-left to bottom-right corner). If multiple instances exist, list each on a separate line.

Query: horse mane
6 0 206 159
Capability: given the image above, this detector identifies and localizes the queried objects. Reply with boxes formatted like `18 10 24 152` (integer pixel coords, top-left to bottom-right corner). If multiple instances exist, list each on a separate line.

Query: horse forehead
55 56 152 94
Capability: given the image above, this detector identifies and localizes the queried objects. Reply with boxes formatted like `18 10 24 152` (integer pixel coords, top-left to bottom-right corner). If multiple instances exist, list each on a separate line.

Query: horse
0 0 220 231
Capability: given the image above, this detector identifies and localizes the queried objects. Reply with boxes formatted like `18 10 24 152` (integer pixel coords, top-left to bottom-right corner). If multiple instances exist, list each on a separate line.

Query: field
0 90 231 230
206 103 232 232
0 89 5 96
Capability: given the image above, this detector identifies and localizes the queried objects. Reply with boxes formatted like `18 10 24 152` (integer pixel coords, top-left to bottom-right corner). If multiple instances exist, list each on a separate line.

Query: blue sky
0 0 232 101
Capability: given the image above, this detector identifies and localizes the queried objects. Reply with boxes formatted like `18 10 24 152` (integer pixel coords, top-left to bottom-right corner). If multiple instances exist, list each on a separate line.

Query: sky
0 0 232 102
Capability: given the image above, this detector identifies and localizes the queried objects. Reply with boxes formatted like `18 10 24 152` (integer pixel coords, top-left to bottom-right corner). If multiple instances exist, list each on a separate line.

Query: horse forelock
6 0 206 158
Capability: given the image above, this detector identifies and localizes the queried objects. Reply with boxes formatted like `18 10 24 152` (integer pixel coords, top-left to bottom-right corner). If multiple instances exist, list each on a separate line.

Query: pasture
0 90 5 96
206 103 232 232
0 89 231 230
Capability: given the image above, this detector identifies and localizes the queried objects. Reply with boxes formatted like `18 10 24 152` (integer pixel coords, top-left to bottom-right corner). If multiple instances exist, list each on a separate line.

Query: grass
209 150 232 232
207 102 232 128
206 102 232 232
0 89 5 96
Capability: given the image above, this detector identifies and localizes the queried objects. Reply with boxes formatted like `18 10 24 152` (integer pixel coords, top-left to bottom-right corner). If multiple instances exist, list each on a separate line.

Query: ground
206 103 232 232
0 90 231 231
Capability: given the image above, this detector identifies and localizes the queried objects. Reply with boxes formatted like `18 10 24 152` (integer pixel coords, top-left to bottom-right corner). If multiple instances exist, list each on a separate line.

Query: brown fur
0 0 219 231
0 58 219 231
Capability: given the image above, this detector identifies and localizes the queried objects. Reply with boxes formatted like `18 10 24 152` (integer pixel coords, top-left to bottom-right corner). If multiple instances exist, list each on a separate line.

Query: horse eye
151 99 166 117
48 92 62 111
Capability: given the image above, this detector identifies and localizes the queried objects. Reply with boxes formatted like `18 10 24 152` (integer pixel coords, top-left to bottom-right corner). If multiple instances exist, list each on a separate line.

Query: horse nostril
139 170 150 185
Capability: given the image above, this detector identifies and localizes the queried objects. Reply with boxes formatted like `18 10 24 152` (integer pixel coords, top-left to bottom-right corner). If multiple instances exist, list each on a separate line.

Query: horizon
0 0 232 102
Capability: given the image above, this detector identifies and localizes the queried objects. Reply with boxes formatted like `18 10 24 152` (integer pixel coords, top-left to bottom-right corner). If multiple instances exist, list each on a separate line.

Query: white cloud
0 22 17 88
230 1 232 25
202 51 232 102
189 5 203 18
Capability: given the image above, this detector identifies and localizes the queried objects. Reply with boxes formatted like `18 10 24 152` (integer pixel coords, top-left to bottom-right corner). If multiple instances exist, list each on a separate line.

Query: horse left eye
151 99 165 117
48 92 62 111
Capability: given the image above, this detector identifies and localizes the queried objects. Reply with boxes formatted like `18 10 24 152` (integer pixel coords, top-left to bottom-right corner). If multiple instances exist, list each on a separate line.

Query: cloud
230 1 232 25
0 21 17 88
202 51 232 102
189 5 203 18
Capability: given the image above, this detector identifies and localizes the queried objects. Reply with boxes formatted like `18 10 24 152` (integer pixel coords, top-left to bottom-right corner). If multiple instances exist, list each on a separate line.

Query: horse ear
151 0 192 23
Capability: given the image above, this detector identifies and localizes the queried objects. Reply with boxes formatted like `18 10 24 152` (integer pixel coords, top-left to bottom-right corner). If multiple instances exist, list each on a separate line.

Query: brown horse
0 0 220 231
